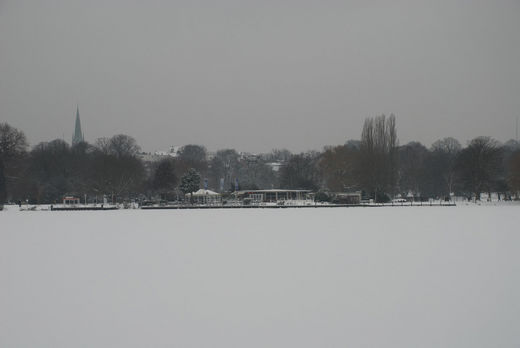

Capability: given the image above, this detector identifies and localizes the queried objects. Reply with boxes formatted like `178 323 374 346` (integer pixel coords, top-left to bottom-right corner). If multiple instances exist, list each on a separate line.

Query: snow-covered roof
189 189 220 196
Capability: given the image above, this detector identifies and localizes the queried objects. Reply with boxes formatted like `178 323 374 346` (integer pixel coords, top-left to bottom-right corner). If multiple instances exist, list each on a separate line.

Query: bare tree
432 137 462 155
398 142 429 200
111 135 141 158
237 157 277 190
0 123 28 159
507 151 520 198
319 145 358 192
0 160 5 208
95 135 141 158
91 135 145 200
177 144 208 176
279 152 320 190
456 137 503 200
25 139 72 203
152 158 178 199
94 137 111 155
209 149 240 191
0 123 28 204
359 114 398 201
430 137 462 198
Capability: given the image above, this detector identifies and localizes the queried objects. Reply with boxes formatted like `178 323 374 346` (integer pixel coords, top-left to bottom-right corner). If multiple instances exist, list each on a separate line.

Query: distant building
169 146 181 157
139 146 181 163
138 146 181 176
266 162 283 172
331 192 361 205
239 152 259 162
72 106 84 146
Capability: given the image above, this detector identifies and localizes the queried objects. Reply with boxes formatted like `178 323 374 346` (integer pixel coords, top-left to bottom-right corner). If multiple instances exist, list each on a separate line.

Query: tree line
1 115 520 205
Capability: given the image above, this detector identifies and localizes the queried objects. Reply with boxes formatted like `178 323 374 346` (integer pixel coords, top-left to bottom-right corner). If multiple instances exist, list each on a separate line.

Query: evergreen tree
179 168 201 203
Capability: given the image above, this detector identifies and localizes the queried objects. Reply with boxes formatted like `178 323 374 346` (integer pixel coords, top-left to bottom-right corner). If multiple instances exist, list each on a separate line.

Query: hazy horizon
1 0 519 153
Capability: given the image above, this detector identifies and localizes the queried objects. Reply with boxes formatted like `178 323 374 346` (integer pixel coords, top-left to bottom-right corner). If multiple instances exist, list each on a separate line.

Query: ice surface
1 206 519 347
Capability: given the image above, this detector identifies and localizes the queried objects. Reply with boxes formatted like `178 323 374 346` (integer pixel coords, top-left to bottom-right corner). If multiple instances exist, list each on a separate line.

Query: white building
186 189 222 205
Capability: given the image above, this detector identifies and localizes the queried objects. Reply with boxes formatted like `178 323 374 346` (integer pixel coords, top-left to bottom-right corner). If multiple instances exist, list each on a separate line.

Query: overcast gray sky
1 0 519 153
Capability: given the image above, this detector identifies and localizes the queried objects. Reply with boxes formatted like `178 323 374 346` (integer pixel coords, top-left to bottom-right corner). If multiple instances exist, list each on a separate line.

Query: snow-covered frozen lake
1 206 519 347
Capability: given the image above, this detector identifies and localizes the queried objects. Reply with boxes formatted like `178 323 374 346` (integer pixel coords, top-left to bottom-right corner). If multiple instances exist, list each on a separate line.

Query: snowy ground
1 206 519 348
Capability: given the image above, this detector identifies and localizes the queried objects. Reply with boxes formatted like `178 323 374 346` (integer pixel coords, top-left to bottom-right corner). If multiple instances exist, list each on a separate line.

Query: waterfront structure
235 189 313 203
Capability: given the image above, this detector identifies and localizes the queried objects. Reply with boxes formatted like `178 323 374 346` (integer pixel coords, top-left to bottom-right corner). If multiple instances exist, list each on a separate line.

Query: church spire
72 105 84 146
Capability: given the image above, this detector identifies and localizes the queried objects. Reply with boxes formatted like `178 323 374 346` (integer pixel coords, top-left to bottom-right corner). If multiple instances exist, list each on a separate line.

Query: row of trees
273 114 520 202
1 132 146 204
1 116 520 205
317 133 518 202
0 125 282 203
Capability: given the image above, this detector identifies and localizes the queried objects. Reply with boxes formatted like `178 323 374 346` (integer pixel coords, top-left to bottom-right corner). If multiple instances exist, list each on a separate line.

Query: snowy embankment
1 206 519 347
